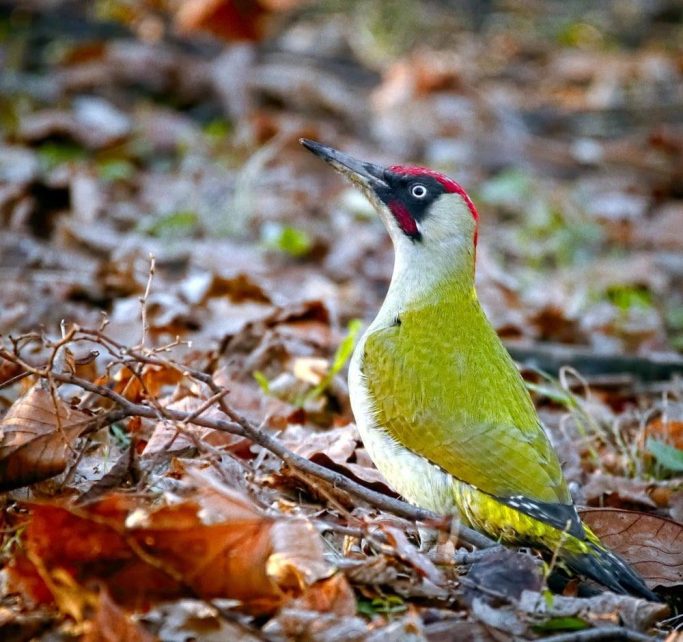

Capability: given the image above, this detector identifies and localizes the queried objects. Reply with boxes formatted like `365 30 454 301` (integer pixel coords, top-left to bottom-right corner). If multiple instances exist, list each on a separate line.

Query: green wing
361 302 571 505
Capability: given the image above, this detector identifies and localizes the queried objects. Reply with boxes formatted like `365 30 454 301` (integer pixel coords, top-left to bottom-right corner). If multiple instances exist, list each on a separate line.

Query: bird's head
301 139 479 269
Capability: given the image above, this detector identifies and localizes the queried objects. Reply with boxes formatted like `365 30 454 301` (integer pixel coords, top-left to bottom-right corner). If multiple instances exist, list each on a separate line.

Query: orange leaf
175 0 269 42
580 507 683 588
0 386 89 490
175 0 309 42
83 589 157 642
7 495 186 610
292 573 357 616
112 364 183 404
644 417 683 450
9 470 335 614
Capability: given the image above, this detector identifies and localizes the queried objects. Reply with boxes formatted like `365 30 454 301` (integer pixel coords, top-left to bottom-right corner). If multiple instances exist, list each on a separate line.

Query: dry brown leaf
262 607 368 641
78 445 139 504
644 417 683 450
290 573 357 617
18 100 131 149
182 465 336 597
0 359 24 388
288 426 396 496
669 491 683 523
380 524 445 586
205 273 272 304
142 397 250 458
142 598 262 642
0 607 53 641
83 589 157 642
519 589 669 632
424 620 501 642
464 547 543 603
111 364 184 404
176 0 263 41
342 461 396 493
0 386 89 490
582 472 656 510
9 468 338 615
291 425 359 463
175 0 281 42
580 508 683 588
635 203 683 250
8 496 195 611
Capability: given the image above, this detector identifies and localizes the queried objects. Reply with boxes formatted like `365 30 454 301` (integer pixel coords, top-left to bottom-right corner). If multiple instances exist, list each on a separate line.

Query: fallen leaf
78 444 139 504
635 203 683 250
582 472 656 510
289 573 357 616
0 606 54 642
175 0 305 42
83 589 157 642
252 62 368 123
291 425 359 463
0 386 89 490
9 468 337 614
669 491 683 523
424 619 501 642
142 599 262 642
380 524 445 586
0 359 24 388
580 508 683 588
519 589 669 632
142 397 250 459
0 145 40 185
464 547 543 603
644 413 683 450
18 98 131 149
262 608 368 641
287 425 396 495
110 364 184 404
365 612 426 641
471 597 526 637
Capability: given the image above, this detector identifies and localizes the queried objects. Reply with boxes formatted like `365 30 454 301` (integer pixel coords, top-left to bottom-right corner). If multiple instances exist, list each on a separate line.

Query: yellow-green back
361 277 571 505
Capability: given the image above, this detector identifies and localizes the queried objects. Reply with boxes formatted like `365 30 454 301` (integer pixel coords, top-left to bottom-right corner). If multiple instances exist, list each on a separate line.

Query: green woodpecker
301 138 657 600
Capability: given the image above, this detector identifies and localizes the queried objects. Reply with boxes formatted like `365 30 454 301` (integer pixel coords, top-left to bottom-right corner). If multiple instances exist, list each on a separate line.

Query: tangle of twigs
0 324 495 551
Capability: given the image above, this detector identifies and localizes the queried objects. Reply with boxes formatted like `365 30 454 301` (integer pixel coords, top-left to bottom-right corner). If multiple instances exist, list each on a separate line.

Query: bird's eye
410 184 427 199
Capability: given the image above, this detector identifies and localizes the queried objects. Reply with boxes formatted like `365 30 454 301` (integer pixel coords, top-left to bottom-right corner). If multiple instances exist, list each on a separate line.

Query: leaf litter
0 1 682 640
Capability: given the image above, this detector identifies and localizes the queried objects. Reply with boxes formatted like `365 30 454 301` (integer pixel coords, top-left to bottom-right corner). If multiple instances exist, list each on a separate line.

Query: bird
300 138 658 601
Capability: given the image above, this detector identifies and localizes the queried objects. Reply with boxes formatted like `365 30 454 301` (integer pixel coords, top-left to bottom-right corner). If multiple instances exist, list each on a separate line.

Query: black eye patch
374 174 445 223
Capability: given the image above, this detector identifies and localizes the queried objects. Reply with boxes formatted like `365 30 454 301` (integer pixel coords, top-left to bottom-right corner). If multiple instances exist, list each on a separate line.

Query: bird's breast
348 336 455 514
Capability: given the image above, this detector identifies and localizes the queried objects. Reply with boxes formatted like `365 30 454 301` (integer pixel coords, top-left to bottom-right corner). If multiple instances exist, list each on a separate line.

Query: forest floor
0 1 682 640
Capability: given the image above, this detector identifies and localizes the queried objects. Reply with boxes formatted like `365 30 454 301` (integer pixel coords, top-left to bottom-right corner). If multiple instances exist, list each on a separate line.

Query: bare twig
0 340 495 550
136 254 156 350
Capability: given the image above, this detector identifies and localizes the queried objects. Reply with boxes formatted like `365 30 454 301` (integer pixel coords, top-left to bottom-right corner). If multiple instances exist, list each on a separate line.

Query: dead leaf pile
0 1 682 640
8 467 345 618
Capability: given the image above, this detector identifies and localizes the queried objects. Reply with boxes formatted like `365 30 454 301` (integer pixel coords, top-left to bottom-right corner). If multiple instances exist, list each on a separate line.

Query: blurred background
1 0 682 358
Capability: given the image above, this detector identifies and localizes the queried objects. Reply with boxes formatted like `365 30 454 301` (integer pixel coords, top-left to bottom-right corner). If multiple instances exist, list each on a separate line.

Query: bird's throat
375 240 476 331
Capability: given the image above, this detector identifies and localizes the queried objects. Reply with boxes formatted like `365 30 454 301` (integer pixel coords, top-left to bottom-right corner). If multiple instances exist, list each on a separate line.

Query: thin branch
135 254 156 350
0 345 495 550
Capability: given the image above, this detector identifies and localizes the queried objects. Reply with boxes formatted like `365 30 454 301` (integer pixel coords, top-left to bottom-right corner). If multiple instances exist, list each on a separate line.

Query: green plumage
362 278 570 506
299 137 657 600
360 274 656 599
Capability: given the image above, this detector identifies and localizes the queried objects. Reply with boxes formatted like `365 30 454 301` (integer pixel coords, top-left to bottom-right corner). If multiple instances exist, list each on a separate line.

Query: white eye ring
411 184 427 199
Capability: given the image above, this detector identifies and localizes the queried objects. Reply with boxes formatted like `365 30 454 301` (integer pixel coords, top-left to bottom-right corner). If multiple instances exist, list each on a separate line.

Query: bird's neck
372 240 476 329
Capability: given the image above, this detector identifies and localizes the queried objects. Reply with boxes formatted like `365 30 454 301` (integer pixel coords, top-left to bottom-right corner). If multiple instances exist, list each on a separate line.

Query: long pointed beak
300 139 388 190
